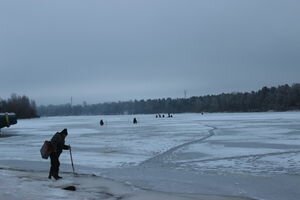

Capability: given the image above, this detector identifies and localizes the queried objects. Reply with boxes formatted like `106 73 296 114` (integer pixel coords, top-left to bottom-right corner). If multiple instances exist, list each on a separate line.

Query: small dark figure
159 114 161 118
133 118 137 124
162 114 165 118
100 119 104 126
48 128 70 180
156 115 158 118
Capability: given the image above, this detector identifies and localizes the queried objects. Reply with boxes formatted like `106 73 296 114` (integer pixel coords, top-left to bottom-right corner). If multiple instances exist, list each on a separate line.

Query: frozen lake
1 112 300 200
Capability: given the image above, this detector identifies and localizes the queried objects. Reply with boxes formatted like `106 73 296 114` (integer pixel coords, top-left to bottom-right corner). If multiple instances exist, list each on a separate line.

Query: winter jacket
50 132 69 156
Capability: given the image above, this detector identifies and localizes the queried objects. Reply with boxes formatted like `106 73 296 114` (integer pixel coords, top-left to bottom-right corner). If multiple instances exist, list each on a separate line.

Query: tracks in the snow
140 125 300 168
175 150 300 164
140 126 217 167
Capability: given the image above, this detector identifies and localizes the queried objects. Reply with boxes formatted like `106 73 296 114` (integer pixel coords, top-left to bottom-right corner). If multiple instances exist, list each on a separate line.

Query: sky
1 0 299 106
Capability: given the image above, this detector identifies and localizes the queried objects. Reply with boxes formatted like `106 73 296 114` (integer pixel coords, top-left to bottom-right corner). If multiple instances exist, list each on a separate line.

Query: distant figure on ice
133 117 137 124
167 113 173 118
100 119 104 126
48 128 70 180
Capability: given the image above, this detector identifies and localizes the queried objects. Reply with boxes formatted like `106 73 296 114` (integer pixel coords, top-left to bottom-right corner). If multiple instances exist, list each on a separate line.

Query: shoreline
0 167 254 200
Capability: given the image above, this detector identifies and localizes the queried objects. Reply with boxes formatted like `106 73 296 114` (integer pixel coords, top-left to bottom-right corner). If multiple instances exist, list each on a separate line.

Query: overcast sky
1 0 299 105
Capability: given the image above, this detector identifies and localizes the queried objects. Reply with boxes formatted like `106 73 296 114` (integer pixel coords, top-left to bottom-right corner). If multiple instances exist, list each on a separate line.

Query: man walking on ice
48 128 70 180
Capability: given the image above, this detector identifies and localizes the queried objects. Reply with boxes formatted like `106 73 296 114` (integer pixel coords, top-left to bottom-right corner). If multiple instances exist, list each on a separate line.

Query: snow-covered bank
0 168 251 200
1 112 300 199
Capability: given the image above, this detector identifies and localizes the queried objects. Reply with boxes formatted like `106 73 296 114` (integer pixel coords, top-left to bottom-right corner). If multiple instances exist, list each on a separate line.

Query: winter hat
61 128 68 135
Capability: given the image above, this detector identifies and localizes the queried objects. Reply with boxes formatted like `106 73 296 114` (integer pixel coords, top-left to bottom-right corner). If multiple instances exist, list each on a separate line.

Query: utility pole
184 90 187 98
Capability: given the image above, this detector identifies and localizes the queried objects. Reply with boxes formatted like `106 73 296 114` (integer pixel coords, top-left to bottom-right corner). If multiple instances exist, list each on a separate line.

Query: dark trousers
49 152 60 177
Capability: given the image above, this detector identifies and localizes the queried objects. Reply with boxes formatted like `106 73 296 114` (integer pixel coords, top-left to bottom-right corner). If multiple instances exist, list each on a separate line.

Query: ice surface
1 112 300 200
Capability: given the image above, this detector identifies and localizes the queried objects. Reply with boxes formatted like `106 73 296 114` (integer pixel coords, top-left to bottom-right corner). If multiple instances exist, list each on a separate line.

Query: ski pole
69 146 75 174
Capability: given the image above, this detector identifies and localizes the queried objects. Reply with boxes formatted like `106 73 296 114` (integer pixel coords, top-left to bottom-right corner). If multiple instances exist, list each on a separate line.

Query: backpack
40 140 53 159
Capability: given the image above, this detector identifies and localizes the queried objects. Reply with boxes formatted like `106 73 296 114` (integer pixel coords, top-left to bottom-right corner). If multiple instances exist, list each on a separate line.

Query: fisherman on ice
48 128 70 180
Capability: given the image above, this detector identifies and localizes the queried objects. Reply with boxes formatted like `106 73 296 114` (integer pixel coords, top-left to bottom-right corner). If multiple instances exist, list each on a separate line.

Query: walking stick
69 146 75 174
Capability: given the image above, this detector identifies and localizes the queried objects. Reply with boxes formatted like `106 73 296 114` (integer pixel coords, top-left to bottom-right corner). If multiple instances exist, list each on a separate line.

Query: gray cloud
1 0 299 105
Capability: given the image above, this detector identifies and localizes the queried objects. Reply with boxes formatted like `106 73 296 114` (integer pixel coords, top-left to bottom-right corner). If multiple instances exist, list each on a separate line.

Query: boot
48 171 62 180
53 171 62 180
53 175 62 180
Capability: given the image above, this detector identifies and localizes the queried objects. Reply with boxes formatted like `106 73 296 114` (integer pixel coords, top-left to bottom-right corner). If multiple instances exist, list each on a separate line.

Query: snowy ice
0 112 300 200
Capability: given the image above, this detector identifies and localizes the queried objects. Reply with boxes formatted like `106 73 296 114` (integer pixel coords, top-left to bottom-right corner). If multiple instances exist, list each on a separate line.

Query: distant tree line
0 94 38 119
37 84 300 116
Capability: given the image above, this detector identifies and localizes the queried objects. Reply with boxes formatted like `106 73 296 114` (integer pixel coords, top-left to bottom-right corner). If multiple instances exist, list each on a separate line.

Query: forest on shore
38 84 300 116
1 84 299 118
0 94 38 119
